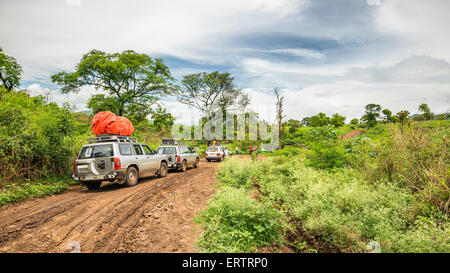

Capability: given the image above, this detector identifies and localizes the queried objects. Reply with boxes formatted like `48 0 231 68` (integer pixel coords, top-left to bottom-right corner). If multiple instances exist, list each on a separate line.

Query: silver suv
205 146 226 162
73 135 170 190
156 139 199 172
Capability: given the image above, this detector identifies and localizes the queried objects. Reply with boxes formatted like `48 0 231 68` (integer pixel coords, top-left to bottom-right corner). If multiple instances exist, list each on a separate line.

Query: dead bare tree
274 88 285 150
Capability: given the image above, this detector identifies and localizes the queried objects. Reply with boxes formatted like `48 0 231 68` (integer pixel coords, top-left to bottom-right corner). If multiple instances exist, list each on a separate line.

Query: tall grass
197 154 449 253
356 124 449 213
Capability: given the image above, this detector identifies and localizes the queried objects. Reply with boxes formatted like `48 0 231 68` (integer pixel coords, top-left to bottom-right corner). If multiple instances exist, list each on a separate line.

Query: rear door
206 147 219 157
77 144 114 176
118 143 137 171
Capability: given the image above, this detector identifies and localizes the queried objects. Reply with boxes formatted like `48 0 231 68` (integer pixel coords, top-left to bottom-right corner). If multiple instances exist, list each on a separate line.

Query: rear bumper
73 171 125 182
206 156 222 160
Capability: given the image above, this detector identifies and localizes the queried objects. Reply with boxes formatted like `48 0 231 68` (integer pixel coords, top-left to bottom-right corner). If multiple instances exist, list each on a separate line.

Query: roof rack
161 138 185 145
88 134 138 143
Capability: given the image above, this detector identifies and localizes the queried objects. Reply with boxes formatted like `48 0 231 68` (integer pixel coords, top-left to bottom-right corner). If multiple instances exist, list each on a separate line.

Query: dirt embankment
0 159 219 253
341 130 363 140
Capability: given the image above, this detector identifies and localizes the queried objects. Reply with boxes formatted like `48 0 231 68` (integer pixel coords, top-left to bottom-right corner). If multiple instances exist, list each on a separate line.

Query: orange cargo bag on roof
115 116 135 136
91 111 135 136
91 111 118 135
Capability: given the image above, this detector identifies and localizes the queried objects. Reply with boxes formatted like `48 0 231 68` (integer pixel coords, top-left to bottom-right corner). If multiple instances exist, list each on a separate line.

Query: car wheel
207 159 211 162
193 158 199 168
158 162 168 177
84 181 102 190
125 166 139 187
180 160 187 172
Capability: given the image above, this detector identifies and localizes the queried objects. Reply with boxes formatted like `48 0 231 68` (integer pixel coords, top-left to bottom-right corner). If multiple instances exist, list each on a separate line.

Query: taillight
205 153 208 157
114 157 121 170
73 160 77 173
217 153 221 156
177 155 180 162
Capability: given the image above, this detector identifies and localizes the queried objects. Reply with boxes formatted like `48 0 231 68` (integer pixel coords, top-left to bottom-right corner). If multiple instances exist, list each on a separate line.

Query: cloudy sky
1 0 450 124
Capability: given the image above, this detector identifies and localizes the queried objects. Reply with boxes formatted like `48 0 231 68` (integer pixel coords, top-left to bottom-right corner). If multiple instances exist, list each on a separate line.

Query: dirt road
0 159 219 253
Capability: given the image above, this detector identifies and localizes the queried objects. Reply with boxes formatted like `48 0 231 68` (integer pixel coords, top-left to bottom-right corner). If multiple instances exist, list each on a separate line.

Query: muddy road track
0 159 219 253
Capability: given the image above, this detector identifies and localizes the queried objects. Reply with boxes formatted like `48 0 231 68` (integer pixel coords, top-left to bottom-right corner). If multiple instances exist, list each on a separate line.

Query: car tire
125 166 139 187
158 162 168 177
207 159 211 162
84 181 102 190
193 158 199 168
179 160 187 172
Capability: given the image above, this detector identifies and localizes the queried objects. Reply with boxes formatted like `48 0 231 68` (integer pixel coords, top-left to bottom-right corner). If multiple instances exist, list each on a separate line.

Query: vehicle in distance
205 146 228 162
156 138 200 172
73 135 170 190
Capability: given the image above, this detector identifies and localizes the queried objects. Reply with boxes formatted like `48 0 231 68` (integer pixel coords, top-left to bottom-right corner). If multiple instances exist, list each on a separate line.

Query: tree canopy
177 71 249 117
151 105 175 130
308 113 330 127
330 113 346 128
0 48 23 92
51 49 177 116
418 103 434 120
361 104 381 127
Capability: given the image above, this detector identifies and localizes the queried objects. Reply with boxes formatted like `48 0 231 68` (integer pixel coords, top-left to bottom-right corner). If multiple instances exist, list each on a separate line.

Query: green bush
209 156 450 253
307 143 347 170
0 91 86 181
0 91 89 204
195 187 284 252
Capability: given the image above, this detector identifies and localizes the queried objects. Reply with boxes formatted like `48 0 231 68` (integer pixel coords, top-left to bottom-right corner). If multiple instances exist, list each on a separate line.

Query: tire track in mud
0 159 219 253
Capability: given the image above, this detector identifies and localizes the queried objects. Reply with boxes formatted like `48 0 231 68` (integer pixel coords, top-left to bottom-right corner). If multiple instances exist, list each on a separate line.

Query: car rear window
79 144 113 159
156 147 177 154
207 147 218 152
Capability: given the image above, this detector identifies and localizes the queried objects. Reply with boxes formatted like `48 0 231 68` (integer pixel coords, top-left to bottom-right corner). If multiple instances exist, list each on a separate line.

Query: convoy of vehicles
73 136 201 190
73 135 170 190
73 135 232 190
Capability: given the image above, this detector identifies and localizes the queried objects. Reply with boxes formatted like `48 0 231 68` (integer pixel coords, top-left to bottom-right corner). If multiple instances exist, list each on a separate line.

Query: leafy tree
287 119 302 134
396 110 410 123
87 94 121 115
308 113 330 127
382 109 393 123
361 104 381 127
418 103 434 121
0 48 23 92
151 105 175 130
51 49 177 116
301 117 311 126
350 118 359 125
177 71 249 117
350 118 359 129
330 113 346 128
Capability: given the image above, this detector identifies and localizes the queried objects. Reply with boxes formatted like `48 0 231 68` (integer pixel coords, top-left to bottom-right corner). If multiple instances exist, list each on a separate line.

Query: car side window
183 147 189 154
119 144 133 155
188 147 194 153
142 145 153 155
133 144 143 155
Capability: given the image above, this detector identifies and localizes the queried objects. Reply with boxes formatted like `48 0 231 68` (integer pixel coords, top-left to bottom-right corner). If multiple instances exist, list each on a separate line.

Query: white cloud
375 0 450 61
2 0 450 124
347 55 450 84
27 83 104 111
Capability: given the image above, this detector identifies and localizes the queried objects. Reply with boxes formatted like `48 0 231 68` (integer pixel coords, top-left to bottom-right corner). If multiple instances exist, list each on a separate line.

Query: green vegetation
196 119 449 253
0 48 23 92
0 88 89 205
195 186 284 252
